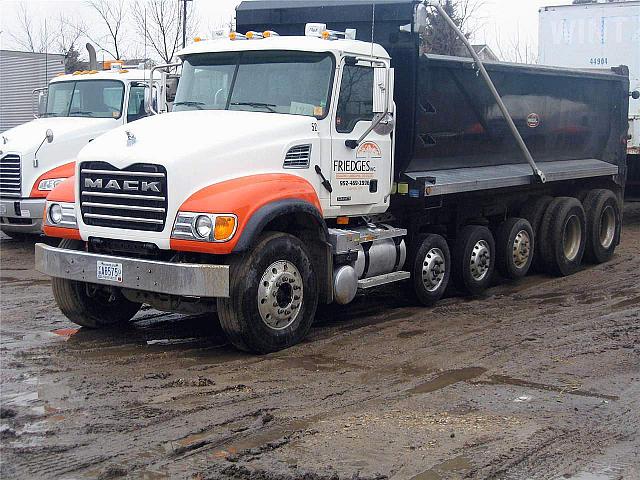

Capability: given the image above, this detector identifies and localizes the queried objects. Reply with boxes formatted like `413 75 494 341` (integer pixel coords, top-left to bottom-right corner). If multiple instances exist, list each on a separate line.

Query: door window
127 84 148 122
336 65 374 133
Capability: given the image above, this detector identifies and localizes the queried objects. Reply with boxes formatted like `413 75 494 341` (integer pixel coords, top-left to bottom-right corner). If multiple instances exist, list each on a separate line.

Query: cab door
330 61 393 207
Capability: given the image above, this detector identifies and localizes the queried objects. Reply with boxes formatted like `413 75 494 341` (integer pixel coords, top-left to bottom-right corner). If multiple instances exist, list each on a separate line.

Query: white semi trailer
539 0 640 196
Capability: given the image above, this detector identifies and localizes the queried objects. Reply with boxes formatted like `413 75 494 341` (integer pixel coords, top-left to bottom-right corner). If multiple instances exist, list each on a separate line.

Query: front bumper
0 198 45 234
34 243 230 298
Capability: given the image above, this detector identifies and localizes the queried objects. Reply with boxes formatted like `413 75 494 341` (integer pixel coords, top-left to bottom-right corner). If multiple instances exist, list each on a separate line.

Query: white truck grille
79 162 168 232
0 155 21 197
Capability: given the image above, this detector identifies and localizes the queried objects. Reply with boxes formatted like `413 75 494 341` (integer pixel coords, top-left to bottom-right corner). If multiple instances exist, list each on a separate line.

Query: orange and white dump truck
36 1 630 353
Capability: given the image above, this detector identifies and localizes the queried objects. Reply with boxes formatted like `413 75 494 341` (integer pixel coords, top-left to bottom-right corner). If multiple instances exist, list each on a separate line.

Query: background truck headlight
45 202 77 228
38 178 66 191
172 212 238 243
49 204 63 224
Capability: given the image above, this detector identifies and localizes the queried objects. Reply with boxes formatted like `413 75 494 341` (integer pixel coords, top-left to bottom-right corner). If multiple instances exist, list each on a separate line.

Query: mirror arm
148 62 180 114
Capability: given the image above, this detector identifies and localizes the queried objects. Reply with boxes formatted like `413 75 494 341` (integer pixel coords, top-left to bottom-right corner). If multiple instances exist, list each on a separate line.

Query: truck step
357 271 410 290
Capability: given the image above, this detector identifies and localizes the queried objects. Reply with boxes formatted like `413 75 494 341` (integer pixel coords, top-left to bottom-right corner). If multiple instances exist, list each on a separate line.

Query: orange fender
171 174 323 255
30 161 75 198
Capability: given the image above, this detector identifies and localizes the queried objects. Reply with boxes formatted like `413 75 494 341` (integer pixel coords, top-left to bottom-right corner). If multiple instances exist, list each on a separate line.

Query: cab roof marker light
263 30 279 38
318 27 357 41
229 32 247 41
245 31 264 39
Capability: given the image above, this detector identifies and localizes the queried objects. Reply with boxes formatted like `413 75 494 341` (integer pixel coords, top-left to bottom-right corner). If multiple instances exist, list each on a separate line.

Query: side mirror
166 76 179 103
373 67 388 114
45 129 54 143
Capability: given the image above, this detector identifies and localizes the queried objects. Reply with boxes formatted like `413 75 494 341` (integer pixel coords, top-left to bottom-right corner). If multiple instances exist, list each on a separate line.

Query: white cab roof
178 36 390 60
50 69 155 84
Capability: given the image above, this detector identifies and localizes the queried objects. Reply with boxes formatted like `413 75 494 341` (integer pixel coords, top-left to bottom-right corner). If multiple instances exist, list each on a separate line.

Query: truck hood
1 117 119 196
75 110 323 248
78 110 316 172
1 117 116 157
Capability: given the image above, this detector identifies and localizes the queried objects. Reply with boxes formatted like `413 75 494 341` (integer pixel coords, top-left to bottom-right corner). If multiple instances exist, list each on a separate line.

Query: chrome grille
0 155 21 197
79 162 167 232
283 144 311 169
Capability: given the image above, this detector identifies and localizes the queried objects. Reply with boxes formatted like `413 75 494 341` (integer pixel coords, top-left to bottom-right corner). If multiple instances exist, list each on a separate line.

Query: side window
127 85 148 123
336 64 374 133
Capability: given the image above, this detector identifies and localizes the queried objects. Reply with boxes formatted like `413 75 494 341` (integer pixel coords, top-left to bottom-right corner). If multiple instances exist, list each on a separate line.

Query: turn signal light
214 216 237 241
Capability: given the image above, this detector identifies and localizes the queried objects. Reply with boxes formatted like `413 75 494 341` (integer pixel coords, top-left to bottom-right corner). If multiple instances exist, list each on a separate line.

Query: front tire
52 241 141 328
217 232 318 354
452 226 495 296
583 189 621 264
410 234 451 306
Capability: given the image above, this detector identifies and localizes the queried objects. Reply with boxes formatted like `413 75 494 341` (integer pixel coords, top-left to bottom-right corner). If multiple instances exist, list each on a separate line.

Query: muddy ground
1 205 638 480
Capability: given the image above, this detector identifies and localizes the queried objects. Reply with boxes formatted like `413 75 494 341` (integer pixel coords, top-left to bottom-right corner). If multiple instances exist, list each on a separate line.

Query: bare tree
493 25 538 64
8 4 52 53
55 14 84 57
132 0 193 63
84 0 128 60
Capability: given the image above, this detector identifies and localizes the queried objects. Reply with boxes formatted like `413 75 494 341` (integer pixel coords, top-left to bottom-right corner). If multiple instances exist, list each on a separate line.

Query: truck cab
0 65 167 238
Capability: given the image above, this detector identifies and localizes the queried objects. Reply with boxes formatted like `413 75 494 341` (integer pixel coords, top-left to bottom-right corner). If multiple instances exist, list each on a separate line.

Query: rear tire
583 189 621 264
410 234 451 306
452 225 495 296
495 217 534 280
52 240 142 328
538 197 586 277
217 232 318 354
520 195 553 272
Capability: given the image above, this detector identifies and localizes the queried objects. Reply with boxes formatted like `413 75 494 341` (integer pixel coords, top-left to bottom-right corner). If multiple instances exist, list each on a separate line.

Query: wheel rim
470 240 491 281
257 260 303 330
599 205 615 249
512 229 531 269
563 215 582 261
422 247 446 292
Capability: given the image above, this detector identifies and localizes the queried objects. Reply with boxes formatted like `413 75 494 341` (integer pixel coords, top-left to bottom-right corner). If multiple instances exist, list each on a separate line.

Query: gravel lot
1 204 638 480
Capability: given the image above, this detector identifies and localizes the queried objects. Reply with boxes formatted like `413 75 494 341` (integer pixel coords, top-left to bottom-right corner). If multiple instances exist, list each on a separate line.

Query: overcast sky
0 0 575 62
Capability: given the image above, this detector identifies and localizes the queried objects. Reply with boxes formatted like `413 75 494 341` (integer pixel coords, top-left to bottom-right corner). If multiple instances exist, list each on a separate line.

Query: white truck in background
539 0 640 197
0 63 174 239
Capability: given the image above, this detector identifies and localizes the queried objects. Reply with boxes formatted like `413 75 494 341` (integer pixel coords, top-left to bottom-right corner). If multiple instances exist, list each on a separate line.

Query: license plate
96 261 123 283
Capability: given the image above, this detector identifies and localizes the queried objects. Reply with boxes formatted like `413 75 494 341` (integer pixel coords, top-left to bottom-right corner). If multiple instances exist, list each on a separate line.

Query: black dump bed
237 0 630 189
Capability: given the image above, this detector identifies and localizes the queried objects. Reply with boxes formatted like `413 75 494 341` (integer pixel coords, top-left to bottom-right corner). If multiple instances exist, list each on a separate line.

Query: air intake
284 145 311 169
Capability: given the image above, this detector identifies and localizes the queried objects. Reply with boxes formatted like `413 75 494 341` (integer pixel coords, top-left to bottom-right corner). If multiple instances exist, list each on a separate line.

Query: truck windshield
44 80 125 119
174 51 334 118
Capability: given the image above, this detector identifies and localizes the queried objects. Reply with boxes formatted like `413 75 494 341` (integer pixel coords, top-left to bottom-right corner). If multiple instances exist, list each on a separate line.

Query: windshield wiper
230 102 277 113
69 111 95 117
174 101 205 110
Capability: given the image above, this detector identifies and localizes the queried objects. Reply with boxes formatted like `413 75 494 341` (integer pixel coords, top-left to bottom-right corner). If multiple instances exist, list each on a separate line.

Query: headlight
38 178 66 191
172 212 238 243
49 203 63 224
195 215 213 239
45 201 77 228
